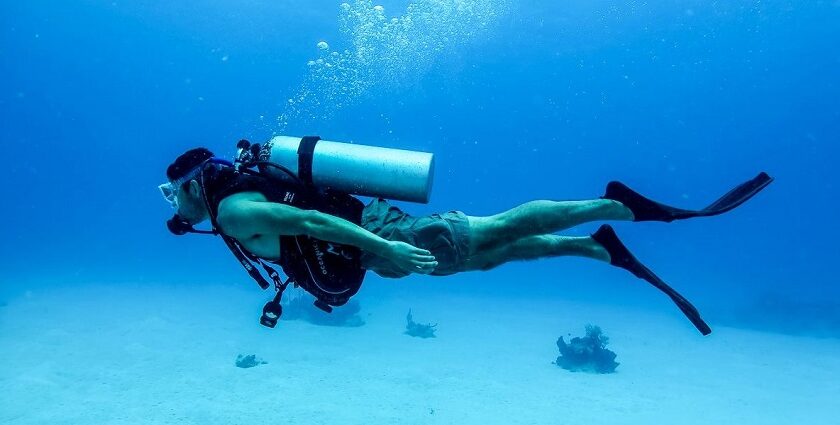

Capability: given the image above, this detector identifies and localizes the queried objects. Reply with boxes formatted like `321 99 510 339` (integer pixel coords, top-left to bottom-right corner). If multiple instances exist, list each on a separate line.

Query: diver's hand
386 241 438 274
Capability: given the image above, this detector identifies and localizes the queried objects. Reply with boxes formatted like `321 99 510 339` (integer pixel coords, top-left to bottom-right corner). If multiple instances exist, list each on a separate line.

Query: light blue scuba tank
259 135 435 203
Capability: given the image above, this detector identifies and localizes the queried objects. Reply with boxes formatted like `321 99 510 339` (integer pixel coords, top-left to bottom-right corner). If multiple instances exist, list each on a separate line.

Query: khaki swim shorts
358 198 471 278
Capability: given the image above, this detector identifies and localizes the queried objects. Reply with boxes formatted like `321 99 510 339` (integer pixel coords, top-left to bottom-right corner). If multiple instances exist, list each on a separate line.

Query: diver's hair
166 148 214 183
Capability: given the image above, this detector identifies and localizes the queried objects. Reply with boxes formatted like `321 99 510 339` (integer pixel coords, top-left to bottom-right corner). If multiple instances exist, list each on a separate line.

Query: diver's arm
218 200 438 272
298 206 393 255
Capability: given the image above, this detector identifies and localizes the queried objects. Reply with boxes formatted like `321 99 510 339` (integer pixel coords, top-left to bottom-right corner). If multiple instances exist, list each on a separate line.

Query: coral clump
554 325 619 374
405 309 436 338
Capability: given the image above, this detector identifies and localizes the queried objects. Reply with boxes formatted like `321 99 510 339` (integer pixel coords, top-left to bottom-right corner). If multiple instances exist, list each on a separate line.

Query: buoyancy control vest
202 164 367 307
167 137 368 327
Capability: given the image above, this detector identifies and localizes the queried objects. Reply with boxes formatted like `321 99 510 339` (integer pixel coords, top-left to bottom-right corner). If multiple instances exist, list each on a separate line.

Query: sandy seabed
1 283 837 425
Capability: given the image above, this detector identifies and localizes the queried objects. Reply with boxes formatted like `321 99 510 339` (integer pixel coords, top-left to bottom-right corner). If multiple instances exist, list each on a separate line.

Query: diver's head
160 147 214 225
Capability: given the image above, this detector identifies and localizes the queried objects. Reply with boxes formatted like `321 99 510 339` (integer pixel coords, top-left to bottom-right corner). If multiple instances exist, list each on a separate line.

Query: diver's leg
460 234 609 272
466 199 632 253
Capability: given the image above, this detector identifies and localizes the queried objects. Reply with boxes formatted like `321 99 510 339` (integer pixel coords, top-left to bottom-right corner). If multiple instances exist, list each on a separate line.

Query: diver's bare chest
239 234 282 261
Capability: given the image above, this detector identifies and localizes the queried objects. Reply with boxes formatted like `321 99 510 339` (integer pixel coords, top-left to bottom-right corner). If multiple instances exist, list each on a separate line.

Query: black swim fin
591 224 712 336
603 172 774 222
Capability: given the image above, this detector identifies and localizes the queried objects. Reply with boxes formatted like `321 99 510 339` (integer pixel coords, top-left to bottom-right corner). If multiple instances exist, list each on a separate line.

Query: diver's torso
216 191 284 261
238 234 282 261
204 165 367 306
205 166 366 262
218 192 379 261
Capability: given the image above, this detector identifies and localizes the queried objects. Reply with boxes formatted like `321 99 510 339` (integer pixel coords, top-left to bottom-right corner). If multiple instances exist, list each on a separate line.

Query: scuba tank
258 135 435 203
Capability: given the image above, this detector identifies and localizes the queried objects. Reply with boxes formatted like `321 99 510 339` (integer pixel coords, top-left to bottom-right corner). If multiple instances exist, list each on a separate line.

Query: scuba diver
160 136 773 335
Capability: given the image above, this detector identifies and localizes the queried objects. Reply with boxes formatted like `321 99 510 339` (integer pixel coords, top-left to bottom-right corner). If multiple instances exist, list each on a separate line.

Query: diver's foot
602 181 674 222
590 224 644 277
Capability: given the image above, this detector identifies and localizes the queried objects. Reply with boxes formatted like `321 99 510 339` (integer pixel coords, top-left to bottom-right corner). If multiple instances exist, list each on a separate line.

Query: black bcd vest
203 165 366 307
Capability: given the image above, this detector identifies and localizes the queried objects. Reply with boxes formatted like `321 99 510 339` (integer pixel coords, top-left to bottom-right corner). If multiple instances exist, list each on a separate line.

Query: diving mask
158 165 204 210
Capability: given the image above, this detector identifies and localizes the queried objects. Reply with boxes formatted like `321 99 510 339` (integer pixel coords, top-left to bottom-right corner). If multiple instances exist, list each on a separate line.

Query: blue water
1 0 839 421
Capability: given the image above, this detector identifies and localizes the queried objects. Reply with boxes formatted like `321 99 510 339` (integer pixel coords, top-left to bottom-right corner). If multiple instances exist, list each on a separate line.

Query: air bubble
276 0 510 132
